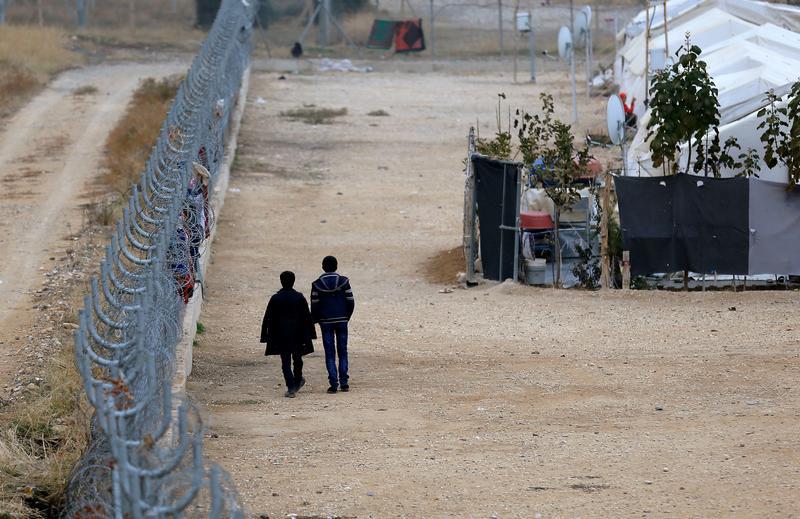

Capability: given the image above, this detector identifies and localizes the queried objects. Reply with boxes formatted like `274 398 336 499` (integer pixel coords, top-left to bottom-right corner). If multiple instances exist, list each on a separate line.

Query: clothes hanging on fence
395 19 426 53
614 174 800 276
367 19 398 49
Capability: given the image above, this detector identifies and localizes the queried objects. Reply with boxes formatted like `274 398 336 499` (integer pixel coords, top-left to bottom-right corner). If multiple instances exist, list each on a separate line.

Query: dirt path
188 69 800 517
0 62 183 389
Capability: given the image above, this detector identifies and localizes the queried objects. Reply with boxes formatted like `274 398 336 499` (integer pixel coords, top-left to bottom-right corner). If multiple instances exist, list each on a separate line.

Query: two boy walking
260 256 354 397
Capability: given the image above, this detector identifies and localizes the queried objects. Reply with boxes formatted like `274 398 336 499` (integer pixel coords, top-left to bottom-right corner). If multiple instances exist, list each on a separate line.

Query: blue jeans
320 322 348 387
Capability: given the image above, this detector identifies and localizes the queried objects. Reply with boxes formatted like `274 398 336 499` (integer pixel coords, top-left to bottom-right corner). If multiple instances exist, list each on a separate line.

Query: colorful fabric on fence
395 19 426 53
367 19 398 49
614 174 800 276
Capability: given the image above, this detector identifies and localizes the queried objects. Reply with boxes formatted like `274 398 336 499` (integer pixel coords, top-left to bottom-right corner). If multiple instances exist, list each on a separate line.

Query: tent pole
499 165 507 279
663 0 669 58
644 4 650 97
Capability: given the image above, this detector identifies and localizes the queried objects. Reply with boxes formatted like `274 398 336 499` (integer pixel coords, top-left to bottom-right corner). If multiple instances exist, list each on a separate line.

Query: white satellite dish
607 94 628 175
558 26 573 61
573 6 591 47
606 94 625 146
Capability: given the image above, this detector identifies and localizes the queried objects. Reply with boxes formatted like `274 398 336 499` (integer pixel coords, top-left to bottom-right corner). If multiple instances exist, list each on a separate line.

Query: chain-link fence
0 0 197 29
64 0 255 516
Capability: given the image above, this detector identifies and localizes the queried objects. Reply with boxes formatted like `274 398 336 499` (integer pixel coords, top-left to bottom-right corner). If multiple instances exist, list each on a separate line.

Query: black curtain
474 157 519 281
615 174 749 276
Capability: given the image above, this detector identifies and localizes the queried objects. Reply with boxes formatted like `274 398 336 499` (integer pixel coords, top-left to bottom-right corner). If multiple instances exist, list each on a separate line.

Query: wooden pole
464 128 478 283
38 0 44 26
622 250 630 289
600 170 611 289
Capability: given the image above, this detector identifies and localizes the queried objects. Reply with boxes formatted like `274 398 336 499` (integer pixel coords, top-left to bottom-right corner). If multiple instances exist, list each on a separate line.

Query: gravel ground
187 67 800 518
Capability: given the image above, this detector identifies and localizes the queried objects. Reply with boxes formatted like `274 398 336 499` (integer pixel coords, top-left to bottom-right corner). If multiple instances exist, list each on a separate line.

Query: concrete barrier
172 65 251 394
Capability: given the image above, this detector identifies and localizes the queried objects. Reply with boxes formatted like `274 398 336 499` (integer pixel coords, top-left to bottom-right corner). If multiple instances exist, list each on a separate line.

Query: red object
394 19 426 53
619 92 635 114
520 211 555 229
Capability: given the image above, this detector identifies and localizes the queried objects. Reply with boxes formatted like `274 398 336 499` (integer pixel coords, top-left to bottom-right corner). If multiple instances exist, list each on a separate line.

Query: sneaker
284 390 296 398
326 386 338 394
295 378 306 392
340 385 350 392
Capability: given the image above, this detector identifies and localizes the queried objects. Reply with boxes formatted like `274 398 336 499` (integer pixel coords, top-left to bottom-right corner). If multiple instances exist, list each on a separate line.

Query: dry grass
0 25 82 116
101 76 181 197
72 85 99 96
0 339 91 517
280 106 348 124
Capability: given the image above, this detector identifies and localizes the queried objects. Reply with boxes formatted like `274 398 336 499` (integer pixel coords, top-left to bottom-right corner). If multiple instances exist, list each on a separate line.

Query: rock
655 405 664 411
644 480 653 485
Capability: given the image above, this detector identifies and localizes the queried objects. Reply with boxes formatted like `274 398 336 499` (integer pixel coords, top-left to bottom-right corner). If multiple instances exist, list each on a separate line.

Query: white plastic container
524 258 546 285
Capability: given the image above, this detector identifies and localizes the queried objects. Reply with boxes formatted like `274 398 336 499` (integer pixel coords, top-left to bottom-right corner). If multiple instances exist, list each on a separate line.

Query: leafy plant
647 36 736 176
516 93 590 287
475 93 513 160
757 81 800 186
571 242 600 289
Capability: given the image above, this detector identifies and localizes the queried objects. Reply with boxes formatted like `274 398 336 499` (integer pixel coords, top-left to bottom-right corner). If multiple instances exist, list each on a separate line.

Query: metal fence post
430 0 435 59
498 0 504 57
76 0 86 28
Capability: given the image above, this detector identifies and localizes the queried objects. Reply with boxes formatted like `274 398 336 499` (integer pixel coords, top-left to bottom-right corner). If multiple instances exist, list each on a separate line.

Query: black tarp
615 174 749 276
474 157 520 281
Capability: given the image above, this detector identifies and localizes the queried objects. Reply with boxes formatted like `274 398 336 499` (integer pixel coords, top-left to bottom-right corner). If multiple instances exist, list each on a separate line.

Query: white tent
616 0 800 115
625 22 800 183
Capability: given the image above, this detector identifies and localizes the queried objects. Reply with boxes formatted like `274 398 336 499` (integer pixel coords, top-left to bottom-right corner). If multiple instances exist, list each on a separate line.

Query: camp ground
0 0 799 517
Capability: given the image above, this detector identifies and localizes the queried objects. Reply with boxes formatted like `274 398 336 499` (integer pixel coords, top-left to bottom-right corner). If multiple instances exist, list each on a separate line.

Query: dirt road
0 62 183 390
188 68 800 517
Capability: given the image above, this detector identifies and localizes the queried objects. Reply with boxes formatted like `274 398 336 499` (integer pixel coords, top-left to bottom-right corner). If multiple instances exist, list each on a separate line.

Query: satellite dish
572 6 592 47
606 94 625 146
558 26 573 61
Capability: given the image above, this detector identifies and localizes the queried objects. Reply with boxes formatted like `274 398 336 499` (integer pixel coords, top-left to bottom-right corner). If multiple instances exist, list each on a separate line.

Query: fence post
498 0 504 57
320 0 331 46
600 170 611 289
0 0 5 25
622 250 630 289
76 0 86 28
464 128 477 283
429 0 435 58
529 17 536 82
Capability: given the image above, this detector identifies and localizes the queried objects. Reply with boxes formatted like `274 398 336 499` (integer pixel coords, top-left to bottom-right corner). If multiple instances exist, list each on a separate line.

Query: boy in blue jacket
311 256 354 393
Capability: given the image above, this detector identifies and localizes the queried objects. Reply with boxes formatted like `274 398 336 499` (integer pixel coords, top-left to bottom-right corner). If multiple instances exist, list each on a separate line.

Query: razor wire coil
65 1 256 516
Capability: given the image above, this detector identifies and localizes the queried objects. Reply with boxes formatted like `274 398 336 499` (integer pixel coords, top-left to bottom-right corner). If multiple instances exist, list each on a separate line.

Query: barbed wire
64 0 256 516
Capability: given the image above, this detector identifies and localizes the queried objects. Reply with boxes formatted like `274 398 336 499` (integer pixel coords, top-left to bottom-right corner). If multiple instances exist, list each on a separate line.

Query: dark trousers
320 322 348 387
280 351 303 390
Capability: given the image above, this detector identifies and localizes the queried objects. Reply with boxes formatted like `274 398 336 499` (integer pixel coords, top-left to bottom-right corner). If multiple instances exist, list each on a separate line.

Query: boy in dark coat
260 271 317 398
311 256 355 393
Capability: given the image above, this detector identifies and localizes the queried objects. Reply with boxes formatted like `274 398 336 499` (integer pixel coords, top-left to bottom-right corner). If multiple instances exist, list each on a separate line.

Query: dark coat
310 273 354 325
260 288 317 356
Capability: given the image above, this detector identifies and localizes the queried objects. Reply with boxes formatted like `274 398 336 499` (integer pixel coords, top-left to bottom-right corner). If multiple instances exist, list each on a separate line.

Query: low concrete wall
172 65 251 394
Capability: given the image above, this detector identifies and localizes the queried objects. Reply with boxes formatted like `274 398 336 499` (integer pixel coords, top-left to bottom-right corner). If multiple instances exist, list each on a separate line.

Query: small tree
516 93 590 287
647 36 759 178
758 81 800 186
647 36 723 175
